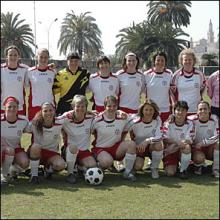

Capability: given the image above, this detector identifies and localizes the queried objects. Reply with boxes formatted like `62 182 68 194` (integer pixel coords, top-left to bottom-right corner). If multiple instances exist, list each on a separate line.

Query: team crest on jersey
17 130 22 136
47 78 52 83
54 134 59 139
136 81 141 87
207 129 213 135
162 81 167 86
115 129 120 135
64 76 69 80
85 128 90 134
180 133 185 139
109 85 114 91
194 83 199 88
17 76 22 81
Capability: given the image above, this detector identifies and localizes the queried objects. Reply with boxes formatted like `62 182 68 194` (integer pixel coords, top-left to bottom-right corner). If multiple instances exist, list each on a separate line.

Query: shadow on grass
1 168 218 196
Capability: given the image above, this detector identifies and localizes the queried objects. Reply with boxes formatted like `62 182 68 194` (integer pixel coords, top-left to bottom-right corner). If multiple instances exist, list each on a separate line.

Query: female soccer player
144 51 174 123
206 70 219 118
115 52 145 114
162 101 194 179
88 56 119 112
28 102 66 184
60 95 97 184
1 97 30 184
171 48 206 115
1 45 29 115
189 101 219 178
128 99 163 179
91 95 137 181
27 48 56 121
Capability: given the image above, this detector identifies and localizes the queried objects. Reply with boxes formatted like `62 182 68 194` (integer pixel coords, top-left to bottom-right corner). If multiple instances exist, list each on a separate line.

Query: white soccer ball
85 167 104 185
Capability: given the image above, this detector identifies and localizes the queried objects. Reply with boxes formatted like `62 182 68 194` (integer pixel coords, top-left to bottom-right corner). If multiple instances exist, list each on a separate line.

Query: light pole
47 18 58 51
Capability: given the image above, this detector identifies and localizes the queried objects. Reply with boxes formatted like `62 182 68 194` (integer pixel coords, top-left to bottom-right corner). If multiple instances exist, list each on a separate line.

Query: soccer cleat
123 171 136 182
212 170 219 178
1 174 9 185
66 173 77 184
194 166 202 175
151 168 159 179
107 164 118 173
179 170 188 179
29 176 39 184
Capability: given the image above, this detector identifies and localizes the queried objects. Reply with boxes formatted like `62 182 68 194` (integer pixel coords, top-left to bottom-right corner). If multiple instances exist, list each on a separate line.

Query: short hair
138 99 160 119
104 95 118 108
4 45 21 57
178 48 197 66
152 51 167 66
122 52 139 71
96 56 110 68
174 101 189 111
67 52 80 60
71 95 88 108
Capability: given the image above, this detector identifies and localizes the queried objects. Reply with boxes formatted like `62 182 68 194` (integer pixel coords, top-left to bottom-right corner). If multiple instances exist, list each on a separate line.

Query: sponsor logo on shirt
115 129 120 135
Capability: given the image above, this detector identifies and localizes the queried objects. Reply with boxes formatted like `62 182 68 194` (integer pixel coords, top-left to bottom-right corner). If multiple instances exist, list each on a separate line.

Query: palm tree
201 53 219 66
116 21 189 68
57 11 103 59
147 1 192 28
1 12 35 58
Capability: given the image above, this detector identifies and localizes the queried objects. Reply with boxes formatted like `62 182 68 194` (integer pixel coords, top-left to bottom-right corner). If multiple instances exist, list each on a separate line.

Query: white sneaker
212 170 219 178
151 168 159 179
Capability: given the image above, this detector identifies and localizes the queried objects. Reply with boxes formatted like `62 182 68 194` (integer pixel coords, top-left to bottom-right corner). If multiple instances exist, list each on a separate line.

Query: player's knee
30 145 41 158
126 140 136 153
99 158 113 169
53 160 66 171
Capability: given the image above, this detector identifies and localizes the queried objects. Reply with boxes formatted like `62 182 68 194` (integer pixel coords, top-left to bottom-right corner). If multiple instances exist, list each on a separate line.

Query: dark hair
96 56 110 68
152 51 167 66
174 101 189 111
67 52 80 60
122 52 139 71
138 99 160 119
4 45 21 57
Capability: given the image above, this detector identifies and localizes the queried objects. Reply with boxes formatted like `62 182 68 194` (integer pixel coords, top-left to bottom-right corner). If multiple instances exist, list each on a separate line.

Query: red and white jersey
60 111 94 151
163 119 194 143
128 116 162 145
28 66 56 107
144 68 173 112
1 63 29 111
91 114 128 148
30 117 65 152
171 68 206 113
88 72 119 109
115 69 145 111
1 114 30 148
188 114 219 145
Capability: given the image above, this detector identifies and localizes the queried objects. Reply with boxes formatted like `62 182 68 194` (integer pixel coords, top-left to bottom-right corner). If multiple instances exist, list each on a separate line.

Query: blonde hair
104 95 118 108
71 95 88 108
178 48 197 66
36 48 49 58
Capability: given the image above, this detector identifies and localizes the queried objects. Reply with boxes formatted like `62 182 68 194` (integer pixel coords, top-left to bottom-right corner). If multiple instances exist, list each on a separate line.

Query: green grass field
1 90 219 219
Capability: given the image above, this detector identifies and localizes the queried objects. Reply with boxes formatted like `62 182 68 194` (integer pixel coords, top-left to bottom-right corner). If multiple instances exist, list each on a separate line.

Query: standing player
1 97 30 184
60 95 97 184
206 70 219 118
28 102 66 184
91 96 137 181
1 45 29 115
115 52 145 114
162 101 194 179
27 48 56 121
128 99 163 179
189 101 219 178
144 51 173 123
88 56 119 113
171 48 206 115
53 52 90 116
